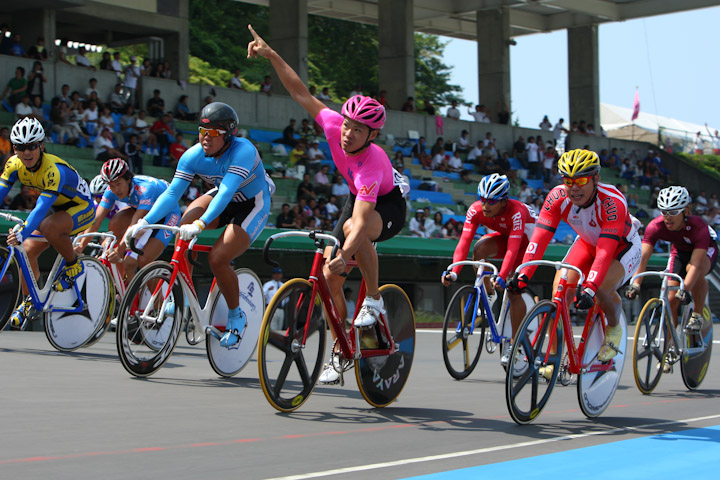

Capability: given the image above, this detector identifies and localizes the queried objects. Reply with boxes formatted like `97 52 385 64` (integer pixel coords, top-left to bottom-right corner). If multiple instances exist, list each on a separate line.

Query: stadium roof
240 0 719 40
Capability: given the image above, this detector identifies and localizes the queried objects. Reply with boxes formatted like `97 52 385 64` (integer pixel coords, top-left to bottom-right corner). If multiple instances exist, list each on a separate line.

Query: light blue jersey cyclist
126 102 274 348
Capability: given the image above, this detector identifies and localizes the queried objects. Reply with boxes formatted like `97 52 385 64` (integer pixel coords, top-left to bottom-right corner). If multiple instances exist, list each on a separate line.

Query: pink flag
631 89 640 121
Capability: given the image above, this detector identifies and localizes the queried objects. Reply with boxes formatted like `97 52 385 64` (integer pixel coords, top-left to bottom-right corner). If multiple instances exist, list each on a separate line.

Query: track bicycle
259 230 415 412
505 260 628 424
441 260 536 379
631 265 713 393
0 212 113 351
115 224 264 377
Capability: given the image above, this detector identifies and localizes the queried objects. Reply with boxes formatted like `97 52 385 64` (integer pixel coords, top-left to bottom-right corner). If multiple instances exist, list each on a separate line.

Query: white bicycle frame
74 231 126 298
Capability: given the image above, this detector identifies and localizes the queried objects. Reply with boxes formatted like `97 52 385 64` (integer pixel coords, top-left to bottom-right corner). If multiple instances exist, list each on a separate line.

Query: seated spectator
431 152 449 172
276 203 299 229
87 90 105 112
50 99 82 145
140 58 153 76
517 181 533 204
331 175 350 205
75 47 95 71
313 164 332 197
412 136 432 169
109 84 127 113
467 140 484 165
325 195 340 220
316 87 331 101
83 99 100 134
456 130 470 153
293 198 313 228
409 209 434 238
307 139 325 165
260 75 273 95
430 212 445 238
94 128 126 163
274 119 298 147
119 105 138 138
422 99 435 116
30 96 50 132
99 52 112 71
168 133 187 166
27 36 48 60
152 61 168 78
0 127 12 166
10 185 38 211
2 67 27 108
146 89 165 118
9 33 25 57
299 118 315 144
110 52 123 76
400 97 415 112
135 110 158 155
392 151 405 171
174 95 196 121
14 94 33 120
228 68 245 90
441 219 460 239
85 77 99 100
98 106 123 146
151 112 176 155
539 115 552 130
448 150 464 173
296 173 315 202
123 133 144 174
289 141 309 168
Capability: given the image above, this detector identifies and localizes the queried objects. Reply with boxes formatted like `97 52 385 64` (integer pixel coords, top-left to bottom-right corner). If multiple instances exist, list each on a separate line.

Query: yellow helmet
557 149 600 177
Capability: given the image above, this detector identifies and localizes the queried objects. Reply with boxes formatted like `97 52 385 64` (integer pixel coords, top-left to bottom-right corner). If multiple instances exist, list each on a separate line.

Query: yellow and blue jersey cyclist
1 118 94 328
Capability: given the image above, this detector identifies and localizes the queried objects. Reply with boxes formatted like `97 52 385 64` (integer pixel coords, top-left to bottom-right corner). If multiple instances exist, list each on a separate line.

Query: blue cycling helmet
477 173 510 201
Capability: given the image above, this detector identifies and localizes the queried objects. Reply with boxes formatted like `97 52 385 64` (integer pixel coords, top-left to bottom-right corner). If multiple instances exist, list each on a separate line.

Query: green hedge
676 153 720 181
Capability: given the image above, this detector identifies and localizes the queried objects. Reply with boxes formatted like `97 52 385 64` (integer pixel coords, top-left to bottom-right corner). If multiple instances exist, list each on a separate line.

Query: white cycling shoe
354 295 385 328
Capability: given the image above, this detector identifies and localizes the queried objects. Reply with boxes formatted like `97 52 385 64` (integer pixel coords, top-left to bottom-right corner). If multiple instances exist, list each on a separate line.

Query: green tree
414 33 464 107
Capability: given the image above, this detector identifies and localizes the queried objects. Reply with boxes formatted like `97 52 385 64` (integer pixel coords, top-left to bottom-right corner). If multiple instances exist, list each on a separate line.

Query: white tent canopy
601 103 716 141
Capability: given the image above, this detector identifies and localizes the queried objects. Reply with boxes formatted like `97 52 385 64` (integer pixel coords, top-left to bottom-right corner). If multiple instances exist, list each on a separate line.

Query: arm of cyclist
8 191 57 246
443 215 479 286
327 199 375 276
513 203 560 281
625 242 654 299
683 247 709 293
74 204 111 253
247 24 325 119
497 223 527 290
115 207 150 258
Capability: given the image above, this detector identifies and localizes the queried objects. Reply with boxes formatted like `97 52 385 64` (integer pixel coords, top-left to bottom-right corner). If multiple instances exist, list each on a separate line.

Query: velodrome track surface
1 327 719 479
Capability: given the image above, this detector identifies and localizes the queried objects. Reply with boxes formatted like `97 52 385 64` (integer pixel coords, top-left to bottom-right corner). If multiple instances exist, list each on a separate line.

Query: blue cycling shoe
220 309 247 348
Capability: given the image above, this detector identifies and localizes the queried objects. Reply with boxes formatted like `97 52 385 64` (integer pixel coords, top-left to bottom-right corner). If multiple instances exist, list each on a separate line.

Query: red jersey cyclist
247 25 409 384
626 186 717 332
442 173 536 365
509 149 642 369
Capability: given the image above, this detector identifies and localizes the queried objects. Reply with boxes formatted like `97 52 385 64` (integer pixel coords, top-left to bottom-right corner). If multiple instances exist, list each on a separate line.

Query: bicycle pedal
205 325 222 340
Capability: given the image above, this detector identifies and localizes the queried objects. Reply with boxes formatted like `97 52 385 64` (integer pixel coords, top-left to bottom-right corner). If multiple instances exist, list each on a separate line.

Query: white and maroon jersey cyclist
451 197 536 283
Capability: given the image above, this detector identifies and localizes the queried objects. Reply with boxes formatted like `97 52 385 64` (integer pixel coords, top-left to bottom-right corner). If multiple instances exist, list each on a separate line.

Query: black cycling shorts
332 187 406 246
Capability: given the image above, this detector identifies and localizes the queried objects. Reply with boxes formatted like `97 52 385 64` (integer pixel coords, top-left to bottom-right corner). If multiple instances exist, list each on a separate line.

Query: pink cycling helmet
341 95 386 130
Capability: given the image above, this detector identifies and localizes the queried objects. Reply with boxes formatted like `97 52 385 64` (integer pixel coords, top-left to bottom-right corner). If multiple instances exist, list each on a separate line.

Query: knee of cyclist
208 252 229 271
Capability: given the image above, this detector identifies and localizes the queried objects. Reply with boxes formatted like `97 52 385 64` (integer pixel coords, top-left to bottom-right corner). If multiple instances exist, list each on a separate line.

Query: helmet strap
26 150 43 172
208 139 232 159
345 129 374 155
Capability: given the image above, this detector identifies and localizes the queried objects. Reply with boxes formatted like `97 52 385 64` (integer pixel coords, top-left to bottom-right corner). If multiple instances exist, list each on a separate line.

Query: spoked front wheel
44 256 114 352
206 268 265 377
0 247 21 331
355 284 415 408
258 278 326 412
506 300 563 425
577 312 627 418
116 261 183 377
633 298 668 394
441 285 484 380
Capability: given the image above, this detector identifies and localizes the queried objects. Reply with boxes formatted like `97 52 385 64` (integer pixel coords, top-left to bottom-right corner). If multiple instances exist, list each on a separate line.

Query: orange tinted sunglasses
198 127 226 137
562 176 593 187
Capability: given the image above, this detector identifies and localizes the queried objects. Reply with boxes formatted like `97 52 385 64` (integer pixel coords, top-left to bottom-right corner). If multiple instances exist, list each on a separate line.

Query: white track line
416 329 720 344
265 414 720 480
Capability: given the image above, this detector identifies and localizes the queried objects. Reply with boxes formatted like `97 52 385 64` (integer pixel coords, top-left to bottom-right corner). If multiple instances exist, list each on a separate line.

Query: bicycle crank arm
205 325 223 340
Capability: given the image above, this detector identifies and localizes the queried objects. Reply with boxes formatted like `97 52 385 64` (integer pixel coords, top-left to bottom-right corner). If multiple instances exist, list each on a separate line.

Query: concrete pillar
476 7 511 114
163 29 189 81
378 0 414 110
568 25 600 133
12 9 56 60
269 0 308 96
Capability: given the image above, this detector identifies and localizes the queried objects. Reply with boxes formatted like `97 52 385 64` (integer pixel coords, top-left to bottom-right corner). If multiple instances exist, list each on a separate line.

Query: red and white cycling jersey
520 183 636 289
451 199 536 280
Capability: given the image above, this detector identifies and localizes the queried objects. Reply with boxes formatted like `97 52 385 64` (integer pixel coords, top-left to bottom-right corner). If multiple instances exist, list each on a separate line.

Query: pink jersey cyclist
451 198 536 281
643 215 718 274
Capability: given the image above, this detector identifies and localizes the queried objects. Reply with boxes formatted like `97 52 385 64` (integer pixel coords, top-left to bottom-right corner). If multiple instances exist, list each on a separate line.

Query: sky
441 4 720 133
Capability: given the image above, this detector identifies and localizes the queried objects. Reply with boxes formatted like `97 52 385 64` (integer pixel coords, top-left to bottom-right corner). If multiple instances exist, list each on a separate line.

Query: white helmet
89 175 107 196
657 186 690 211
477 173 510 201
10 117 45 145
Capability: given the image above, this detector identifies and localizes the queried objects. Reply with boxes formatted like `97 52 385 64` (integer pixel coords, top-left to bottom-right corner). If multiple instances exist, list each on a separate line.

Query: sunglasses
562 176 593 187
198 127 226 137
479 197 501 206
661 209 683 217
13 143 41 152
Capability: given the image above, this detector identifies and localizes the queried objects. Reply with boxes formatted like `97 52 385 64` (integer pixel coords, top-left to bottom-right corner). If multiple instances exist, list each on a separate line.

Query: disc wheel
355 284 415 408
505 300 563 425
258 278 326 412
441 285 483 380
680 306 713 390
44 256 113 352
577 312 627 418
206 268 265 377
116 261 183 377
0 247 21 331
632 298 668 394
